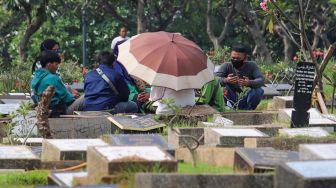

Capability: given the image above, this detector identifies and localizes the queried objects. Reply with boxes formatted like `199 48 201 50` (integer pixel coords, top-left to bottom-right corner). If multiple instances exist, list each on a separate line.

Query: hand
71 88 80 98
238 76 250 87
137 92 150 102
225 74 238 84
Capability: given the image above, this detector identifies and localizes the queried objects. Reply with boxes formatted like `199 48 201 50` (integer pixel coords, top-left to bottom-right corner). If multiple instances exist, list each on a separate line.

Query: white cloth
150 86 195 115
111 36 129 50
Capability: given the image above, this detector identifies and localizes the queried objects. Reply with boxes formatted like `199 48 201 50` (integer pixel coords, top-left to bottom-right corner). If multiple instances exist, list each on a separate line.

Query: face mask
231 59 244 69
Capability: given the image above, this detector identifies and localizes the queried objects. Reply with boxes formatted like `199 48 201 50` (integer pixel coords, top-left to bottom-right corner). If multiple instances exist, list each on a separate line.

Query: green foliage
178 162 233 173
58 61 84 84
0 170 49 186
208 46 231 64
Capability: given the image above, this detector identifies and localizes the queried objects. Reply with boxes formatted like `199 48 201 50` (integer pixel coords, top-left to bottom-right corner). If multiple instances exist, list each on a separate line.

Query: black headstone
291 62 315 128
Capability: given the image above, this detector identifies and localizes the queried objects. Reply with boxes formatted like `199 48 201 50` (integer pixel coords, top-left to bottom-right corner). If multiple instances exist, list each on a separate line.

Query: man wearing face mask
215 44 264 110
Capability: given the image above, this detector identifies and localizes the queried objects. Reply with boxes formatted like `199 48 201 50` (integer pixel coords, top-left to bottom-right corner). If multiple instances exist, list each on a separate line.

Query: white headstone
286 160 336 178
211 128 267 137
214 116 234 126
299 144 336 160
276 96 294 101
95 146 172 161
280 108 336 125
12 110 38 137
46 139 108 151
51 172 87 186
279 127 329 137
0 146 38 159
0 104 20 114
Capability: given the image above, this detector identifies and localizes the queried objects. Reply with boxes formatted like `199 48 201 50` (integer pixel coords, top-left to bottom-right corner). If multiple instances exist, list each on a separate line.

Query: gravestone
105 134 175 156
0 146 40 169
299 144 336 160
261 86 281 99
0 104 20 115
275 160 336 188
279 127 329 138
234 147 299 173
17 137 43 146
0 99 31 104
221 112 276 125
213 115 234 126
291 62 315 128
107 115 166 132
48 171 87 187
204 128 269 147
272 96 293 109
87 146 177 182
49 117 111 138
73 111 112 116
265 83 293 92
41 139 108 161
168 127 205 148
12 110 38 137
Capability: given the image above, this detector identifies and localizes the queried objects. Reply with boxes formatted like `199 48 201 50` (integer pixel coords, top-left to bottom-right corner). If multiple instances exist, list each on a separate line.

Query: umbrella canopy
117 31 214 91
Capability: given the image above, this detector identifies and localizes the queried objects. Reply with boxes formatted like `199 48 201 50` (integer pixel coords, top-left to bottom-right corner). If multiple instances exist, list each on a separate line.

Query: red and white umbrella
117 31 214 91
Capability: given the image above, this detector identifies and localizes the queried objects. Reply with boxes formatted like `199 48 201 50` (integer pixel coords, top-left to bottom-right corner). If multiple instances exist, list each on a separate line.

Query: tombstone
8 92 30 96
0 104 20 115
213 115 234 126
265 83 293 92
234 147 299 174
104 134 175 156
279 127 330 138
48 171 87 187
87 146 177 182
0 98 31 104
49 117 111 138
299 144 336 160
291 62 315 128
0 146 40 169
168 127 205 148
17 137 43 146
12 110 38 137
272 96 293 109
275 160 336 188
107 115 166 133
73 111 112 116
204 128 269 147
261 86 281 99
41 139 108 161
221 112 276 125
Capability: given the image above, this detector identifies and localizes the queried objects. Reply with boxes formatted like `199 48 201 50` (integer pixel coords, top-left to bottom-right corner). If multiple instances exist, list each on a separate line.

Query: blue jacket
84 64 130 111
31 69 75 107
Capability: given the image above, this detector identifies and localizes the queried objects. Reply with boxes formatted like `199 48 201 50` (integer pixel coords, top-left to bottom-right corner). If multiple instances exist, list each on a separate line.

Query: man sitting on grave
31 51 84 117
83 51 138 114
215 44 264 110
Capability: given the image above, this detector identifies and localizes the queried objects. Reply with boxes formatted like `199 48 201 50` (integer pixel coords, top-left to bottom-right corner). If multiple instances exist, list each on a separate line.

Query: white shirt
111 36 129 50
150 86 195 115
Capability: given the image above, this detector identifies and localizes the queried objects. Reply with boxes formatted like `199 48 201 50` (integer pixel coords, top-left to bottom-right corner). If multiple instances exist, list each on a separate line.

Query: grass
0 170 49 188
178 162 233 174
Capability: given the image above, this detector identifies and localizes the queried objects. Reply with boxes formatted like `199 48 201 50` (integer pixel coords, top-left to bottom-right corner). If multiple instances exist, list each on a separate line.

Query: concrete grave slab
204 128 269 147
0 146 40 169
48 171 87 187
261 86 281 99
49 117 112 138
104 134 175 156
41 139 108 161
272 96 293 110
279 127 330 138
234 147 299 173
275 160 336 188
135 173 273 188
299 144 336 160
221 112 277 125
17 137 43 146
0 99 31 104
168 127 204 148
265 84 293 91
87 146 177 182
12 110 38 137
0 104 20 115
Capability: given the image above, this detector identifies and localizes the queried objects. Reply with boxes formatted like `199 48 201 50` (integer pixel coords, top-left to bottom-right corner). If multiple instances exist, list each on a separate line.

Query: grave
87 146 177 182
0 146 40 169
265 83 293 92
299 144 336 160
234 147 299 173
0 103 20 115
261 86 281 99
73 111 112 116
0 98 31 104
107 114 166 133
135 173 273 188
275 160 336 188
279 127 330 137
245 137 336 151
204 128 269 147
221 112 277 125
12 110 38 137
48 171 87 187
168 127 205 148
41 139 108 161
291 62 315 128
278 108 336 127
49 117 111 138
272 96 293 110
104 134 175 156
17 137 43 146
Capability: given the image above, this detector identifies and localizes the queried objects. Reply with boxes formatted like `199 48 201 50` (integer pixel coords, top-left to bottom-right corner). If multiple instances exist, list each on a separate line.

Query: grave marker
12 110 38 137
105 134 175 156
234 147 299 173
48 171 87 187
41 139 108 161
299 144 336 160
279 127 330 138
107 115 166 132
204 128 269 147
0 104 20 115
0 146 40 169
87 146 177 182
291 62 315 128
276 160 336 188
73 111 112 116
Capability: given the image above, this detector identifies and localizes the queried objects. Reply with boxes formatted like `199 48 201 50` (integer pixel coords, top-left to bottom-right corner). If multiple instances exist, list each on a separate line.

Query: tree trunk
36 86 54 138
275 25 294 62
19 1 47 63
235 1 272 62
137 0 146 33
